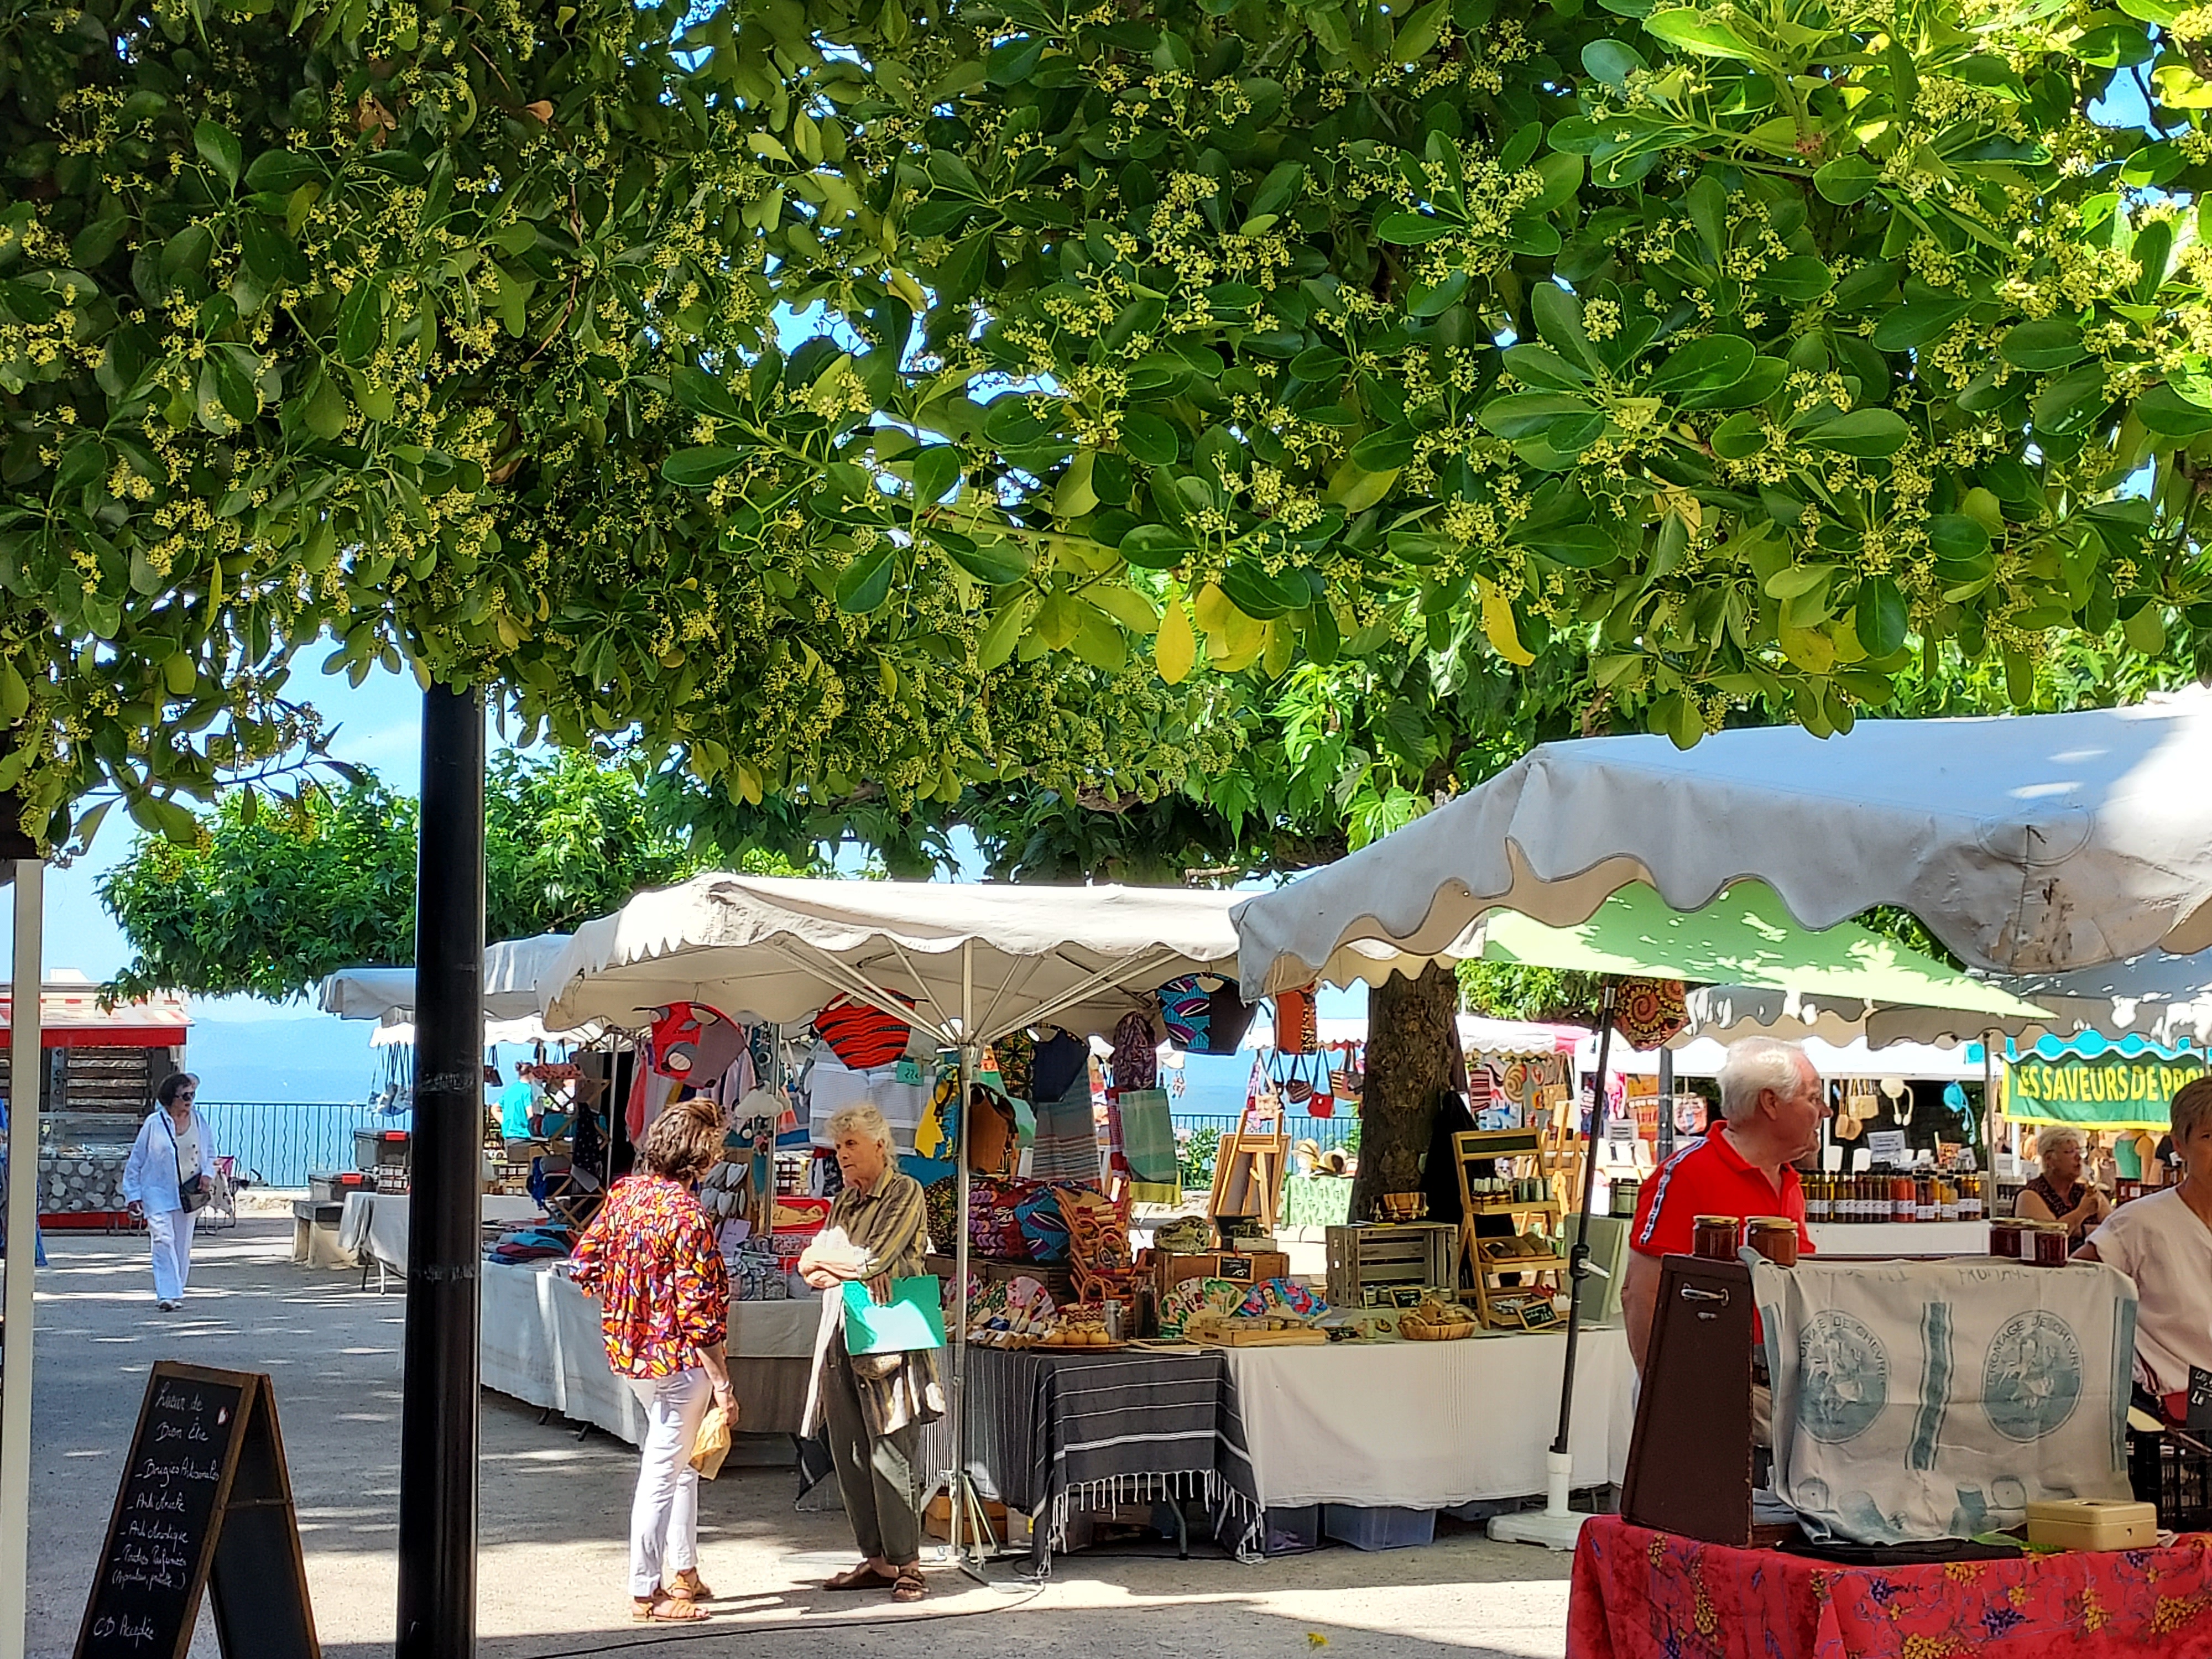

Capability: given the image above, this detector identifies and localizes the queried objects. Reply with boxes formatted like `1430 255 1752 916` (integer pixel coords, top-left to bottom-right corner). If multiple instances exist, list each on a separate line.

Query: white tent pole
975 947 1186 1047
878 940 956 1033
1 858 44 1659
950 940 973 1569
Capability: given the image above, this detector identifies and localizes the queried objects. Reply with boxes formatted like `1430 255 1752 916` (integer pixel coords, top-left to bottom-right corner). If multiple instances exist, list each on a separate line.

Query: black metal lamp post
395 685 484 1658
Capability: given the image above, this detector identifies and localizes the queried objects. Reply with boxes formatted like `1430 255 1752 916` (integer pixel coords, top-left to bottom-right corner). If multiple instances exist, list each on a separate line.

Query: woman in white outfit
121 1073 216 1310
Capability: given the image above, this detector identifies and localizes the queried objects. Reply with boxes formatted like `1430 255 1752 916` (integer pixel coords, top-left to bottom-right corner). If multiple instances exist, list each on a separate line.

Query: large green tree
96 748 747 998
674 0 2212 755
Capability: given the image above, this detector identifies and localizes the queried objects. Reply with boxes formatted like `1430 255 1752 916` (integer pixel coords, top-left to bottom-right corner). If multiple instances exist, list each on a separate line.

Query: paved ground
24 1218 1575 1657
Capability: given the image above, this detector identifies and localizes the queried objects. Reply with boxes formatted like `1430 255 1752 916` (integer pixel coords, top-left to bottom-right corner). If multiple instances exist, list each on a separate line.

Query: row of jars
1802 1173 1987 1224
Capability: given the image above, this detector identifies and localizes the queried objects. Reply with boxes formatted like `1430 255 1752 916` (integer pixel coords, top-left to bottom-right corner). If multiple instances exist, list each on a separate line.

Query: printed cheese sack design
1982 1310 2084 1442
1755 1258 2136 1546
1797 1311 1888 1444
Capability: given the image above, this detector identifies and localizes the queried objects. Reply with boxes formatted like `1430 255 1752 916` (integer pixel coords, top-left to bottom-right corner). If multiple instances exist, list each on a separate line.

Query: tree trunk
1350 961 1459 1222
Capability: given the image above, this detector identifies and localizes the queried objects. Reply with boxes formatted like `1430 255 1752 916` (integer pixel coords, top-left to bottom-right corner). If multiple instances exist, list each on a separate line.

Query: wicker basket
1400 1321 1477 1341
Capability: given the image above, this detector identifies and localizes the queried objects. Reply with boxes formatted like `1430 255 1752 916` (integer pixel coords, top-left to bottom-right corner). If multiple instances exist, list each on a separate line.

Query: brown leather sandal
632 1594 709 1623
891 1566 926 1604
824 1563 898 1592
665 1568 714 1601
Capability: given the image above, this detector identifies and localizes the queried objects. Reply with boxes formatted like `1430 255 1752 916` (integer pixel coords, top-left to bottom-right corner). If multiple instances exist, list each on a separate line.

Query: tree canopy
96 748 744 999
12 0 2212 861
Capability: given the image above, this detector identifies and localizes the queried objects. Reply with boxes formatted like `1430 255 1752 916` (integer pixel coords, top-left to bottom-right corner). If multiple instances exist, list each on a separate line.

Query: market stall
0 975 189 1227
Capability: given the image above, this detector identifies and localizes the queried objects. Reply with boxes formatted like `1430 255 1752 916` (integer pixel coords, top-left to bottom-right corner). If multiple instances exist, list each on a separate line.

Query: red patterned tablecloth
1568 1514 2212 1659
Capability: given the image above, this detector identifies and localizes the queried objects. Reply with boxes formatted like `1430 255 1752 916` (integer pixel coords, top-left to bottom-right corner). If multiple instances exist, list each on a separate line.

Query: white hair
826 1103 896 1160
2035 1123 2086 1162
1717 1037 1811 1125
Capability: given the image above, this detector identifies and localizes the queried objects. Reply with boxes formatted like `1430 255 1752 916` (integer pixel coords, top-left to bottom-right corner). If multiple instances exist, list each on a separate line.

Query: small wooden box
1324 1223 1458 1307
1155 1250 1290 1296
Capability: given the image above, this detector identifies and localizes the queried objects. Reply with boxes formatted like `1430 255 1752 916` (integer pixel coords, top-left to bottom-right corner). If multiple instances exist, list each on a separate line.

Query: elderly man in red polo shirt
1621 1036 1829 1372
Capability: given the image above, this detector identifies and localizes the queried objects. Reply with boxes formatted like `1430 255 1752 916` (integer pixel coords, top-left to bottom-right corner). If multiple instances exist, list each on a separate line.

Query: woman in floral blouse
571 1094 733 1624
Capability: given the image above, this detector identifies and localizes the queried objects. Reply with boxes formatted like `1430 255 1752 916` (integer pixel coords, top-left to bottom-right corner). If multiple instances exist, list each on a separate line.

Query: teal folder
840 1276 946 1354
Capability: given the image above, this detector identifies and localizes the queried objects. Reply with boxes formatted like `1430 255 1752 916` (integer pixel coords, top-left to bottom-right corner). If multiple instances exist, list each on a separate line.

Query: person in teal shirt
499 1064 541 1141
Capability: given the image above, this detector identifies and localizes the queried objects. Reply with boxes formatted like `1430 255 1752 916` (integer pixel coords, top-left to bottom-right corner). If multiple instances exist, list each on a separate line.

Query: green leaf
1120 522 1196 569
941 535 1029 585
1645 335 1755 395
1479 393 1597 440
836 545 897 613
1350 429 1417 469
1582 38 1648 86
337 280 382 366
1812 156 1881 204
1751 255 1833 304
304 372 349 441
978 593 1040 669
1519 525 1621 567
1803 408 1911 457
1119 412 1179 467
910 445 963 504
1999 320 2088 373
1069 606 1129 671
194 121 243 191
0 660 27 721
1926 514 1991 562
1503 344 1590 389
1870 300 1975 351
1711 410 1767 460
2133 383 2212 437
661 447 744 487
239 217 308 287
671 364 746 422
2031 364 2111 435
1377 213 1458 244
1644 8 1757 60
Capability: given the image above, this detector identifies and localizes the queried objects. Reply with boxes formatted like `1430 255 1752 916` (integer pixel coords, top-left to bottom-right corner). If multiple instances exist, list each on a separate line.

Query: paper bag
690 1400 734 1479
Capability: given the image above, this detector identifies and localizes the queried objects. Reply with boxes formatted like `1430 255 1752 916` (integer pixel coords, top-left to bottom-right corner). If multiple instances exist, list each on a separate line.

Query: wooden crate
1324 1223 1458 1307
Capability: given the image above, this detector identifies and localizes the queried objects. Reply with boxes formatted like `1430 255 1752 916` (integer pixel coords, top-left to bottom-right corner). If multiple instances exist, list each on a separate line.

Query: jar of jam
1989 1218 2025 1259
1693 1215 1743 1260
1746 1216 1799 1267
2032 1223 2072 1266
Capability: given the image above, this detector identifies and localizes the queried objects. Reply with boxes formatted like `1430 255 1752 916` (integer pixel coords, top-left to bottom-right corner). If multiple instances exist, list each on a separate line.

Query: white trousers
624 1368 710 1597
144 1207 194 1303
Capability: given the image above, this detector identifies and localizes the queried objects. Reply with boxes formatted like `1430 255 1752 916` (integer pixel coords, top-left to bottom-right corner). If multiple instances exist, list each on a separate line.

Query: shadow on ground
28 1219 1575 1658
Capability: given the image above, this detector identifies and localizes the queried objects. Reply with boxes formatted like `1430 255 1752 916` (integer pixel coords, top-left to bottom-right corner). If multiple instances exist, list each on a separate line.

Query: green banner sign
2005 1054 2205 1129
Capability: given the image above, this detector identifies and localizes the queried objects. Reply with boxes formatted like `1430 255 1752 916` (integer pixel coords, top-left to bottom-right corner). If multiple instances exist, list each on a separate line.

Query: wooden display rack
1209 1097 1292 1233
1452 1128 1568 1330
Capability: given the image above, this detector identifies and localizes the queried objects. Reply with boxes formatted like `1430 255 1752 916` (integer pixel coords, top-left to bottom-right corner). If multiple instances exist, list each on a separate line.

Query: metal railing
198 1101 405 1188
1172 1112 1359 1153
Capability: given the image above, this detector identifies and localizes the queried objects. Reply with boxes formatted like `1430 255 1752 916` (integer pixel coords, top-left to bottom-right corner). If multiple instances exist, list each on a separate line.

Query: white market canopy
317 932 577 1025
540 875 1245 1045
1678 983 2057 1050
1235 691 2212 996
1595 1031 1989 1084
1984 947 2212 1048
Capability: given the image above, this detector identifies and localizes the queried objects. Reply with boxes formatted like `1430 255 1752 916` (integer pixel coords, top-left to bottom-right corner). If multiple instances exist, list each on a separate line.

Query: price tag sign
2189 1366 2212 1433
894 1058 923 1087
1866 1130 1910 1165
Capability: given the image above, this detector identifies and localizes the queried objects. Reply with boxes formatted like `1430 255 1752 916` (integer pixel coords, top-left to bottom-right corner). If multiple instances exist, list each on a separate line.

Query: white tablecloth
1807 1220 1989 1258
337 1192 546 1278
478 1259 818 1444
1222 1326 1636 1509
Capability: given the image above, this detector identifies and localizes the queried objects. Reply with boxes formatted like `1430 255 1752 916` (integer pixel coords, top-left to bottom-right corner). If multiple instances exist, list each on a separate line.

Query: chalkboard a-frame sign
75 1363 319 1659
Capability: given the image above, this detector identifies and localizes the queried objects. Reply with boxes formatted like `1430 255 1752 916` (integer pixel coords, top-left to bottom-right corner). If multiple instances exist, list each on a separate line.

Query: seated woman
2079 1078 2212 1422
2015 1124 2112 1249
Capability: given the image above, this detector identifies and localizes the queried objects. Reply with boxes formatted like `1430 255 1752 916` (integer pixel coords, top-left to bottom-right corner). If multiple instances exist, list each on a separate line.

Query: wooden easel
77 1362 317 1659
1209 1131 1291 1232
1452 1128 1567 1329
